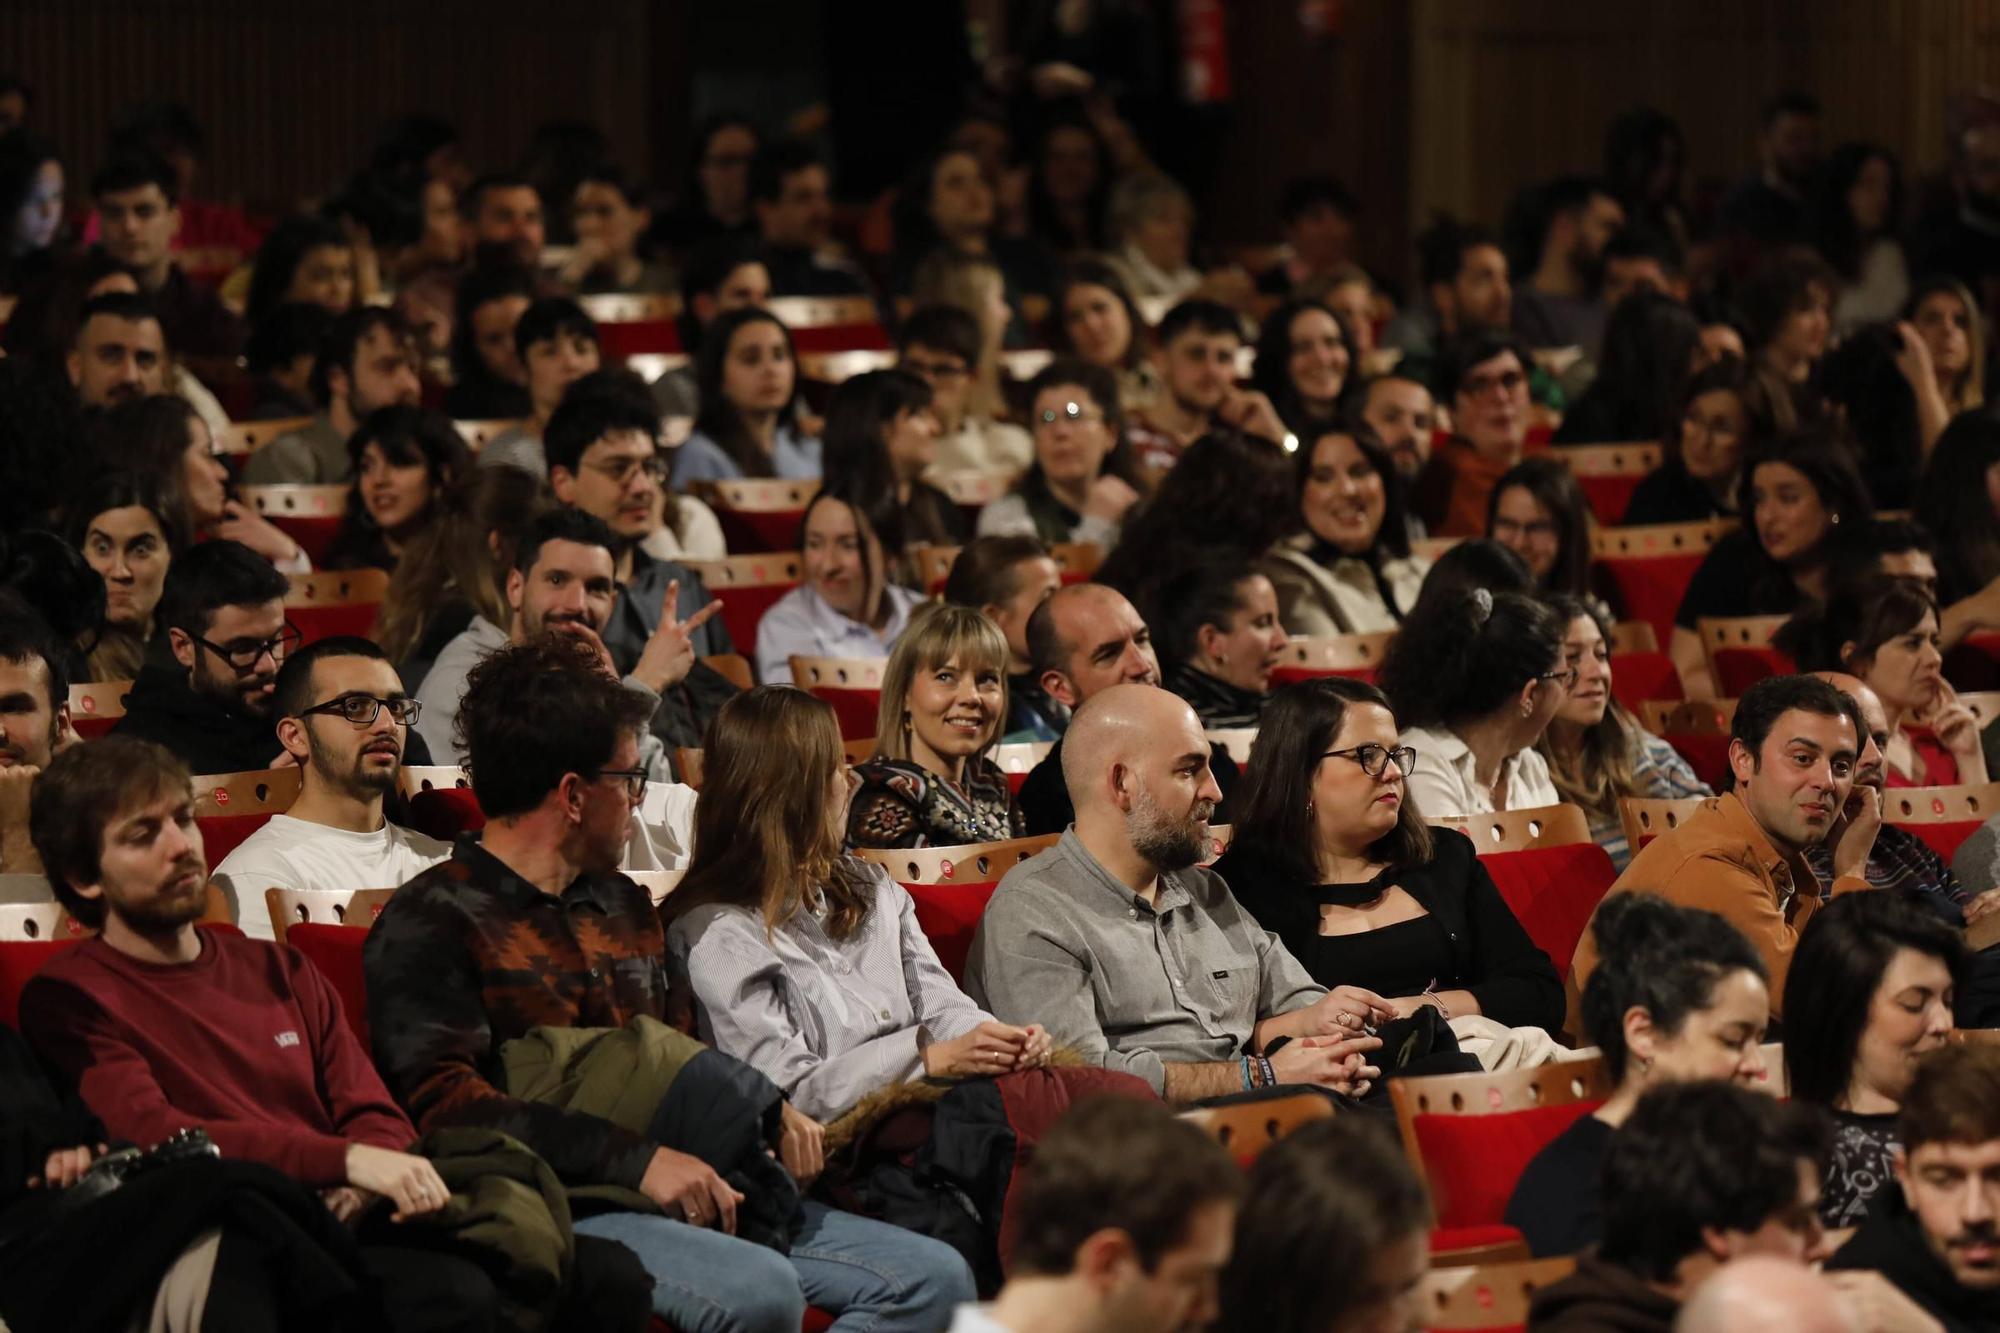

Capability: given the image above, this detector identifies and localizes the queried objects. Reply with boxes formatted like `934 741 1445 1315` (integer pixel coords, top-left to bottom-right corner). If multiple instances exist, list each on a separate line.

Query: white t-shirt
211 815 451 940
945 1306 1014 1333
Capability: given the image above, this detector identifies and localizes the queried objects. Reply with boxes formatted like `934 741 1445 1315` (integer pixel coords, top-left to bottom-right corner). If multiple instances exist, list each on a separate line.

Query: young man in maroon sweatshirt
17 734 640 1333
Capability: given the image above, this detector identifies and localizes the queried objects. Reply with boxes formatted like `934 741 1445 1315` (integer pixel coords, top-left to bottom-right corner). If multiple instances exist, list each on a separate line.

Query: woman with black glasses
1214 677 1564 1033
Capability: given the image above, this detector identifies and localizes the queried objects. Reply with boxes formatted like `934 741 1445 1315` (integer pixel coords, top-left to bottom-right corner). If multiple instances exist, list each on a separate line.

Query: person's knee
725 1264 808 1333
896 1234 977 1317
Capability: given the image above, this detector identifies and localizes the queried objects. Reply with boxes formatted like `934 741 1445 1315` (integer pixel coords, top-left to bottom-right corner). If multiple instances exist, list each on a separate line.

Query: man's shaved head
1065 683 1220 873
1675 1257 1856 1333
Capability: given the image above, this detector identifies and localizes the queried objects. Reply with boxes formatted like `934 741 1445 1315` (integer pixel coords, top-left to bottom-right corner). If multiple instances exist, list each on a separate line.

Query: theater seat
682 555 804 664
1428 806 1612 981
1699 616 1791 697
697 478 820 554
791 657 885 741
905 881 1001 982
1268 632 1394 687
408 787 487 842
855 835 1058 982
1420 1255 1578 1331
287 569 390 647
1590 519 1734 650
242 485 348 568
67 679 133 739
1553 441 1661 526
193 767 303 866
1883 782 2000 863
1605 620 1680 711
289 922 372 1043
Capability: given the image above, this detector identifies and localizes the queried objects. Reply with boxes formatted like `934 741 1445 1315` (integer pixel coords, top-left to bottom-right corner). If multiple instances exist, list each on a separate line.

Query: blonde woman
847 604 1024 849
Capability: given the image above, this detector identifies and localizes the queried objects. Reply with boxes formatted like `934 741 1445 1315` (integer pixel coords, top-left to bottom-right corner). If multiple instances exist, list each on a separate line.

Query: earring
1830 512 1841 526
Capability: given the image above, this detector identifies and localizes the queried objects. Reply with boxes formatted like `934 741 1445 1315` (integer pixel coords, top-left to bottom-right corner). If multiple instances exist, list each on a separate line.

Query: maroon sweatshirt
20 932 415 1187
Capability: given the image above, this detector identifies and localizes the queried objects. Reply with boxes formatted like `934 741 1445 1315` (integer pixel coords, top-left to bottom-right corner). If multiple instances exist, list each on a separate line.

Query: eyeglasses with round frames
1320 744 1416 779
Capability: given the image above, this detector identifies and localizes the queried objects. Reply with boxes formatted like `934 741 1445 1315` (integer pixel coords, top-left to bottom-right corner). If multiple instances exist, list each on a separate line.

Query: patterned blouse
846 755 1026 849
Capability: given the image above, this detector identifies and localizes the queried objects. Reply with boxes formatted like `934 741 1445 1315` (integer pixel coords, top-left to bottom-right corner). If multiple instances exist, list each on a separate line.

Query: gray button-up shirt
964 829 1325 1094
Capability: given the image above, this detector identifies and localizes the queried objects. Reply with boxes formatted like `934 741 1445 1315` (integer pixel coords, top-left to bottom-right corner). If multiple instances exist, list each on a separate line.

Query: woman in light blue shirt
756 482 926 684
666 686 1050 1123
670 306 823 487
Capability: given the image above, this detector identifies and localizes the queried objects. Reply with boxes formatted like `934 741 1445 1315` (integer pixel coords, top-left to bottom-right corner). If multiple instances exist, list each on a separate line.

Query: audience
847 604 1024 848
1154 558 1289 729
376 638 976 1330
1218 676 1565 1034
563 164 674 296
1126 299 1284 471
65 288 166 410
942 535 1066 742
1250 298 1359 441
477 297 602 476
910 249 1015 421
244 213 358 331
893 145 1055 334
458 172 544 270
651 236 768 418
755 483 926 686
1377 587 1568 817
1538 595 1710 869
89 149 241 373
750 139 870 299
1356 371 1439 487
245 304 425 486
1622 358 1759 525
949 1096 1242 1333
1260 175 1361 302
897 303 1032 476
1382 218 1513 378
1815 143 1911 331
209 637 448 937
967 683 1390 1104
1904 276 1985 419
976 358 1143 547
243 299 333 419
1571 674 1876 1026
65 470 177 681
323 406 469 572
820 368 964 556
653 113 758 254
1414 330 1540 537
1915 413 2000 616
671 306 821 485
1784 891 1965 1230
1094 428 1299 605
1739 251 1836 427
669 684 1045 1120
1527 1081 1831 1331
1716 91 1824 252
1055 256 1158 415
1262 425 1429 636
1509 894 1770 1258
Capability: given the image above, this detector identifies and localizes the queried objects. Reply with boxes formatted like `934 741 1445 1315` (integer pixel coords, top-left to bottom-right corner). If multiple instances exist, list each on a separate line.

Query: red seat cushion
719 584 798 663
1428 1223 1528 1255
1663 732 1734 792
1477 844 1616 984
1269 664 1376 688
1608 650 1681 711
903 880 1001 983
1577 474 1643 527
1415 1102 1603 1229
596 320 683 359
289 923 370 1043
0 940 78 1027
270 516 343 568
806 686 881 742
712 508 807 556
1596 553 1703 652
1892 819 1984 864
1712 645 1793 697
197 812 277 867
291 603 381 646
790 323 890 353
408 788 486 843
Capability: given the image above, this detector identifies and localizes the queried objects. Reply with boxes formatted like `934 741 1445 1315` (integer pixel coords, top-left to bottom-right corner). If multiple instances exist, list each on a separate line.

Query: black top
760 244 873 300
1017 736 1241 837
1621 459 1736 527
1821 1109 1900 1229
0 1021 104 1214
1828 1187 2000 1332
1163 662 1267 729
1672 527 1806 630
1505 1112 1614 1258
1214 830 1565 1032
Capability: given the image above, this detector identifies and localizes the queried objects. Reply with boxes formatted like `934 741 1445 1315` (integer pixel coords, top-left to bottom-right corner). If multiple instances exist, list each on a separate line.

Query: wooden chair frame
796 350 895 384
1964 692 2000 727
1589 517 1736 559
0 901 70 940
1554 441 1662 476
683 553 804 588
285 568 390 607
451 419 526 450
701 477 821 513
1420 1257 1580 1330
929 471 1016 507
193 768 302 817
911 546 962 591
1637 698 1737 736
702 653 755 692
854 834 1058 885
1047 542 1103 578
214 417 313 456
1277 632 1395 674
991 741 1054 776
792 657 888 690
1178 1092 1333 1163
1388 1057 1614 1199
265 886 395 945
1429 803 1592 853
1606 621 1659 654
241 484 349 520
767 295 878 329
67 679 132 724
576 293 683 324
1615 795 1709 858
1203 728 1257 766
1881 781 2000 825
396 766 471 799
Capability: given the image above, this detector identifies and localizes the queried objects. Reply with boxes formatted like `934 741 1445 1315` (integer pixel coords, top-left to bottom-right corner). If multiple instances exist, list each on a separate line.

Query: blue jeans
574 1201 974 1333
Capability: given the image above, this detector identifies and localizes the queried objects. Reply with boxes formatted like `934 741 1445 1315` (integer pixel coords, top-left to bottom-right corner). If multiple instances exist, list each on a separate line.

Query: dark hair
1151 555 1266 676
1602 106 1686 217
1095 430 1299 596
1294 424 1416 566
459 172 536 223
1411 538 1535 609
0 597 70 725
369 113 457 186
1053 258 1147 371
1916 413 2000 601
1233 677 1436 886
1502 175 1615 275
896 303 983 369
544 369 663 477
800 474 905 587
375 467 552 662
1581 894 1768 1081
943 535 1050 610
683 112 760 212
747 139 823 206
1417 217 1501 292
1559 291 1700 443
1278 173 1359 225
1435 329 1530 403
155 539 290 638
1900 1044 2000 1154
1007 1096 1243 1278
88 394 206 541
456 636 655 819
1487 456 1595 599
1026 113 1108 251
1738 251 1835 356
64 469 184 559
1599 1081 1829 1282
1665 358 1758 458
1729 673 1865 759
1764 90 1823 127
515 507 617 577
245 214 352 328
1821 324 1922 507
89 149 177 206
820 369 934 530
271 634 390 722
310 305 415 407
110 100 203 159
29 736 193 929
892 147 983 262
1784 892 1968 1109
574 162 647 211
1602 221 1685 277
692 307 801 478
244 301 333 380
1813 144 1904 280
72 290 161 349
1215 1116 1429 1333
330 407 468 556
1739 428 1875 568
513 296 598 362
1774 572 1938 676
1252 299 1360 434
677 236 765 350
1018 357 1145 507
0 130 60 262
1377 589 1562 730
1155 298 1243 350
448 263 537 390
1868 517 1934 562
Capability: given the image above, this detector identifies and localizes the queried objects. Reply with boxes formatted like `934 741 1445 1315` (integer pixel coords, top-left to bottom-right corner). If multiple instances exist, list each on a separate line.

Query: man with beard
1356 371 1438 492
1716 92 1824 253
113 539 316 774
1380 218 1513 378
966 683 1391 1105
1827 1042 2000 1331
244 307 424 484
0 601 73 875
66 290 168 409
1509 175 1624 353
210 638 447 939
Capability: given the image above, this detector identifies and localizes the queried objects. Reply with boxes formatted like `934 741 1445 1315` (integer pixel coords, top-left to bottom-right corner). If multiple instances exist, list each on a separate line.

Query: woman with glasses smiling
1214 677 1564 1034
975 357 1145 547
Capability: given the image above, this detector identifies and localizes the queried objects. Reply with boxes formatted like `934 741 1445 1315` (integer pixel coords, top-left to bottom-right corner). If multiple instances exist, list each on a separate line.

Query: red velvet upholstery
291 603 382 646
1476 844 1616 983
1711 645 1793 697
790 323 890 354
288 923 370 1043
805 686 881 742
1415 1102 1604 1229
711 583 798 663
1595 553 1703 651
1576 474 1642 526
1893 819 1984 863
196 812 278 867
1662 732 1734 792
711 508 807 556
408 787 487 843
0 940 75 1028
596 321 683 359
903 881 1001 983
1269 664 1376 687
1608 650 1681 711
269 516 343 568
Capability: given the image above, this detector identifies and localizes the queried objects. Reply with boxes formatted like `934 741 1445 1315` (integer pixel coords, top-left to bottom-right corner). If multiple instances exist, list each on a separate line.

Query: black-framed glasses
1321 744 1416 779
192 621 303 672
902 356 970 382
1038 401 1104 426
1538 667 1580 691
592 767 647 801
585 454 670 488
298 693 422 726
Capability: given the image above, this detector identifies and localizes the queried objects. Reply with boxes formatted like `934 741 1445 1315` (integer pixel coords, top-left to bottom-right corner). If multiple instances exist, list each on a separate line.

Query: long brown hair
672 686 877 941
1536 594 1641 819
374 466 551 662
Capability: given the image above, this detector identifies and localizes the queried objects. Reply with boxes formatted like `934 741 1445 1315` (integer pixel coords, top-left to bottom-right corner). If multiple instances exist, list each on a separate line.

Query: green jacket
411 1125 574 1333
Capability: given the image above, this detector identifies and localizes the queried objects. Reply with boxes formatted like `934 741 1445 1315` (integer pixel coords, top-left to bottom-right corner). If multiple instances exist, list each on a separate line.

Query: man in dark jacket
1826 1043 2000 1332
1528 1082 1831 1332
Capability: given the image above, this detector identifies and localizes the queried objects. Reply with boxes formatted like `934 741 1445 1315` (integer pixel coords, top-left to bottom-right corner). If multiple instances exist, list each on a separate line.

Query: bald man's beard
1127 788 1215 872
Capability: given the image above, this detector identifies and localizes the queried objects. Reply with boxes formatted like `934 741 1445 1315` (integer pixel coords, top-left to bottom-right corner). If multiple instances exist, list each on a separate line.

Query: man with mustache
66 289 167 409
210 637 448 940
967 683 1391 1105
0 601 74 875
1827 1042 2000 1330
1569 674 1879 1032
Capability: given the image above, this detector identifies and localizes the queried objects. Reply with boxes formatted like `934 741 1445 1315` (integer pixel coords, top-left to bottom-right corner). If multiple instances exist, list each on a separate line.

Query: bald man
1014 583 1242 836
1675 1258 1857 1333
965 684 1393 1105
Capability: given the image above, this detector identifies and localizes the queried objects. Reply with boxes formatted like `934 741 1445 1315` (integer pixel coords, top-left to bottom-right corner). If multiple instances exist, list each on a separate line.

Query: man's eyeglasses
903 357 970 382
1462 369 1527 398
593 767 648 801
1038 401 1104 426
298 693 423 727
1538 667 1580 691
1321 744 1416 779
192 622 303 672
586 454 670 488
